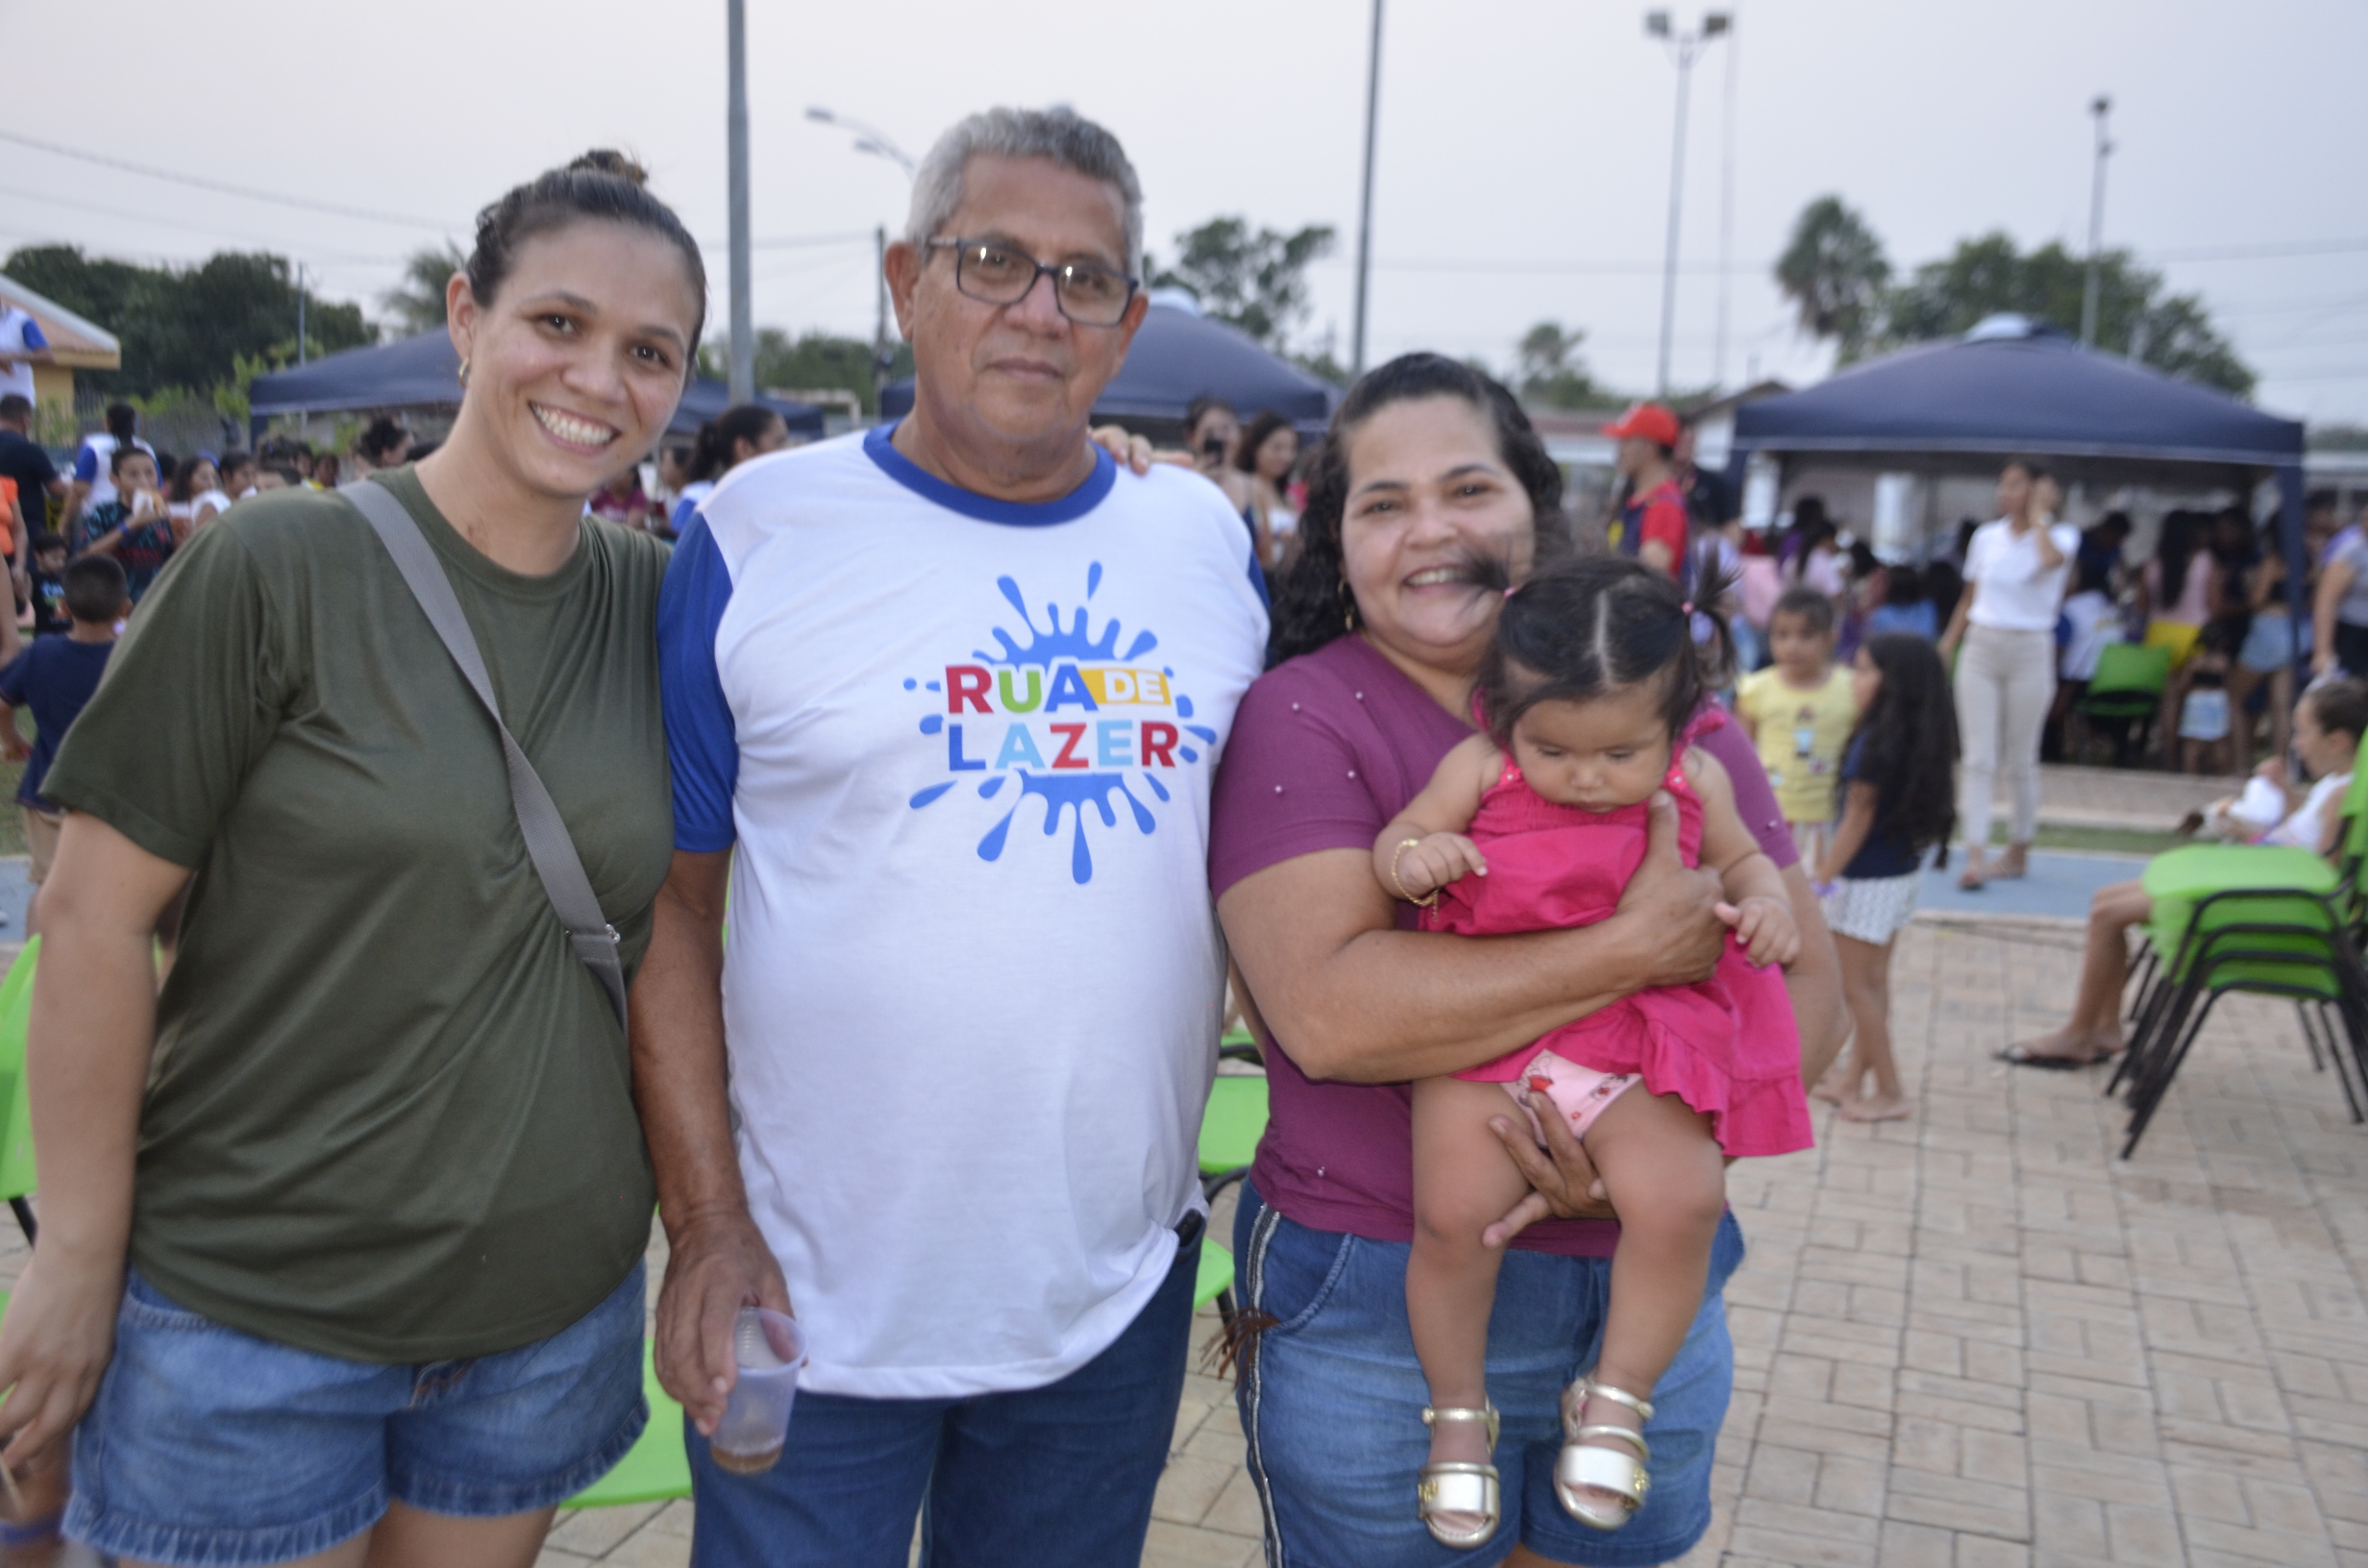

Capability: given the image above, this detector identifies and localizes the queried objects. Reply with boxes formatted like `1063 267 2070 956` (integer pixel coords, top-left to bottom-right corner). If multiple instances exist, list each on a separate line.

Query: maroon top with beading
1207 633 1798 1257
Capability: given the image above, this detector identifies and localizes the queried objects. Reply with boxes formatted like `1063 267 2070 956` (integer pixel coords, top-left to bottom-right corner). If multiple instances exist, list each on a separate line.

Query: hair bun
568 149 650 186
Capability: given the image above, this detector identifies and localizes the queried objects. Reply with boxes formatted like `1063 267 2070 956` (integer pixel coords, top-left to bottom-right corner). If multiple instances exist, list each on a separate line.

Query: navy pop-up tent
1728 314 2310 671
247 330 825 442
880 298 1341 430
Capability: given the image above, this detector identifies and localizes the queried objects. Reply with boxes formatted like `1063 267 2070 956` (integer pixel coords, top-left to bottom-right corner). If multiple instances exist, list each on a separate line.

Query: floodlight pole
1648 11 1728 396
2081 94 2113 351
1350 0 1384 377
727 0 754 404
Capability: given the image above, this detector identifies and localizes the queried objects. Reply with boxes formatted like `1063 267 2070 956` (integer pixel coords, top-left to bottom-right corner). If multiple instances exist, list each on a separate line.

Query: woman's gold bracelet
1391 838 1440 907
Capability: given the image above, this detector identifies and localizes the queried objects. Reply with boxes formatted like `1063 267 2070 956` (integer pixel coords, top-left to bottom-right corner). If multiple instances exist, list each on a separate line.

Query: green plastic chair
2109 733 2368 1154
0 939 38 1240
1196 1241 1236 1310
2073 643 2171 766
564 1339 692 1508
1199 1077 1270 1183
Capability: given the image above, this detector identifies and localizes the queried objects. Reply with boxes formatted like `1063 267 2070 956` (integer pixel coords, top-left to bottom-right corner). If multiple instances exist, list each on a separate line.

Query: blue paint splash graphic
910 565 1199 884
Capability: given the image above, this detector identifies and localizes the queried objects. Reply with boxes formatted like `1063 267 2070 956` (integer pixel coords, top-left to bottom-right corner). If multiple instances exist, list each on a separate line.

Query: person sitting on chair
1999 677 2368 1068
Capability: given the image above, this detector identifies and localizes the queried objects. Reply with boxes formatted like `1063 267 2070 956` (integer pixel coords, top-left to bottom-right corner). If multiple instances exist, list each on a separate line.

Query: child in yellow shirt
1737 586 1859 865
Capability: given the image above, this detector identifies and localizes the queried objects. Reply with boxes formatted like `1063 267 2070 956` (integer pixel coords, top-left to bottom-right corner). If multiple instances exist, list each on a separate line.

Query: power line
0 183 409 261
0 128 455 232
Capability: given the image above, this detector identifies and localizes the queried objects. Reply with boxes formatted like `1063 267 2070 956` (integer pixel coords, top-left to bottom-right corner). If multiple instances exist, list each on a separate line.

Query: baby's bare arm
1684 748 1800 966
1373 733 1501 900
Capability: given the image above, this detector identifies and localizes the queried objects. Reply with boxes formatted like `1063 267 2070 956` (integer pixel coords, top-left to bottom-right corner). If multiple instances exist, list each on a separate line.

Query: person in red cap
1605 402 1690 581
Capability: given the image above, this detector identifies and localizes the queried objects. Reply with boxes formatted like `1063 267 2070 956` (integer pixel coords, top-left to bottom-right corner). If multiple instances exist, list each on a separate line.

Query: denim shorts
1233 1182 1742 1568
66 1262 647 1566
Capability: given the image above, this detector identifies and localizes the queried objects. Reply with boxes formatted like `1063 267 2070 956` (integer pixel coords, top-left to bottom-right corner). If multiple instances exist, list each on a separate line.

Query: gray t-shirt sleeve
45 521 287 868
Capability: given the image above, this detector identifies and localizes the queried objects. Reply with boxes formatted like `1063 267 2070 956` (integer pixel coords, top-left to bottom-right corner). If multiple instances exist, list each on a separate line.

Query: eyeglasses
925 238 1138 328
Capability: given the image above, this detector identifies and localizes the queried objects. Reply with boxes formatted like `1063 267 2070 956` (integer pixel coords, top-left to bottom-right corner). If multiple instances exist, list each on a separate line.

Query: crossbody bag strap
341 479 628 1035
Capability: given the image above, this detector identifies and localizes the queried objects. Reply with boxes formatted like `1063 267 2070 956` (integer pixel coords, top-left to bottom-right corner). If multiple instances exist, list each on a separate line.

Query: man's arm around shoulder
632 845 791 1434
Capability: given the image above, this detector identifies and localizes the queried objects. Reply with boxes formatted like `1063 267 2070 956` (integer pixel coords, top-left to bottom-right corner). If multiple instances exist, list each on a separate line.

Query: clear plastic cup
709 1307 806 1475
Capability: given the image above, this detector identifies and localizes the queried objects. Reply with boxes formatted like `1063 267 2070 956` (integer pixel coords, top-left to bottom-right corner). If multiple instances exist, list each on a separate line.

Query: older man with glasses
639 107 1269 1566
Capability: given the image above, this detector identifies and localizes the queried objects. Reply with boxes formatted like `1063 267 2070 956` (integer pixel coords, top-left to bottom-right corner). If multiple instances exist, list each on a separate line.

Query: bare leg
2004 878 2152 1061
1569 1089 1728 1510
1833 934 1911 1121
124 1502 555 1568
1408 1076 1536 1513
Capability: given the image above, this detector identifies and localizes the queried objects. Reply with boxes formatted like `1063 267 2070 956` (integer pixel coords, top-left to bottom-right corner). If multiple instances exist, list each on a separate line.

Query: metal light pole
808 108 916 411
1713 12 1739 391
1646 10 1728 396
2080 94 2113 351
727 0 754 403
1350 0 1385 377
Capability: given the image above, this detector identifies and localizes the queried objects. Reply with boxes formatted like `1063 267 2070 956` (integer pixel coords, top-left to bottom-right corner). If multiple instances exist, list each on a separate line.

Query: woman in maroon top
1210 355 1843 1568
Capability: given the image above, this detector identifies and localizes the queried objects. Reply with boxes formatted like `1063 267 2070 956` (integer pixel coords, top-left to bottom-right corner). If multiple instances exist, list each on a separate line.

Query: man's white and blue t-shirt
658 425 1270 1400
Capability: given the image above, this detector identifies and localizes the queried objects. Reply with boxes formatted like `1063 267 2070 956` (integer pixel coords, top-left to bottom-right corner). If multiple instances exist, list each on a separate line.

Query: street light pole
2081 94 2113 351
1646 10 1728 397
1713 13 1738 391
727 0 753 403
807 108 916 414
1350 0 1384 377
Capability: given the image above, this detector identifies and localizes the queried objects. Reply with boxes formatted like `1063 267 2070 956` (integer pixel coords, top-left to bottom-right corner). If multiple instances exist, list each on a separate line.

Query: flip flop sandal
1417 1403 1501 1548
1994 1042 2099 1070
1555 1375 1653 1530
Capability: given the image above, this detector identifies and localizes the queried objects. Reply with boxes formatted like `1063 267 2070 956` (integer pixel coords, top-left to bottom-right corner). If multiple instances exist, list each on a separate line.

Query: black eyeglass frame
924 237 1141 327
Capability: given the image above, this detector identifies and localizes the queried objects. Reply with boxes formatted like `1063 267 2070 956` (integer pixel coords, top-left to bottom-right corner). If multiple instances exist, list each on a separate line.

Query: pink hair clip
1503 585 1518 600
1680 600 1694 615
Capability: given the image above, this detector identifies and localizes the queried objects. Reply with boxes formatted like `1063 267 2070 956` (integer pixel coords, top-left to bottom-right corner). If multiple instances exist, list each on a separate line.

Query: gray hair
905 106 1145 279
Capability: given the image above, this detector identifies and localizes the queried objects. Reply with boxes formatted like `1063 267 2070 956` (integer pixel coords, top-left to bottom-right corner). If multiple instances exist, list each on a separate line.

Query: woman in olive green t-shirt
0 153 704 1568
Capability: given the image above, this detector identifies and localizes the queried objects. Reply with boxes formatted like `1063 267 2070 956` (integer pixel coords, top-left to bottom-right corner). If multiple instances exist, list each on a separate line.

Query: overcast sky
7 0 2364 423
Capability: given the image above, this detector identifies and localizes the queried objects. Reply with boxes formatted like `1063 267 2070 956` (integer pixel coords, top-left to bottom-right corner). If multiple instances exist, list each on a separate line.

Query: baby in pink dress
1372 556 1814 1546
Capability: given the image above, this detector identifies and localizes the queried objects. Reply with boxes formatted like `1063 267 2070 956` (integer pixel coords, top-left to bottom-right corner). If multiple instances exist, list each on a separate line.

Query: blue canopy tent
1727 314 2309 674
880 299 1340 431
247 330 824 442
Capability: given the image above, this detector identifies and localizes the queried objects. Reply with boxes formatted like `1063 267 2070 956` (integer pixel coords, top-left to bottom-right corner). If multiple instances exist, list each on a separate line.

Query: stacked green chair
564 1340 692 1507
2107 741 2368 1156
0 938 39 1244
1195 1030 1270 1327
2073 643 2172 767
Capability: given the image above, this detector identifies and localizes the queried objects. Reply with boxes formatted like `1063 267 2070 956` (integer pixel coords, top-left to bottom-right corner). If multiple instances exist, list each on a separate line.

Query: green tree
1773 196 1891 360
4 244 373 398
696 329 913 417
1515 321 1601 408
380 243 469 336
2309 423 2368 452
1150 217 1337 350
1877 233 2254 396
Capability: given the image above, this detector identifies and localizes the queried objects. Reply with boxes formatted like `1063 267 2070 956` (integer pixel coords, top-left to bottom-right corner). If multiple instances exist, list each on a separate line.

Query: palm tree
1774 198 1890 360
379 243 469 336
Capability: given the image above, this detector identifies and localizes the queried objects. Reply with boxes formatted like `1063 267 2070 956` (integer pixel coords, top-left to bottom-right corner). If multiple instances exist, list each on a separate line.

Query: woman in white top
1999 677 2367 1066
165 453 233 542
1233 409 1300 569
1938 460 2080 890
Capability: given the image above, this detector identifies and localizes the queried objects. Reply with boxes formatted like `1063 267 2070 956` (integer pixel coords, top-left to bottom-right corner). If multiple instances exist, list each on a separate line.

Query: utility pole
1646 11 1729 397
2081 94 2112 351
874 224 890 412
1350 0 1384 377
1713 12 1739 391
727 0 754 403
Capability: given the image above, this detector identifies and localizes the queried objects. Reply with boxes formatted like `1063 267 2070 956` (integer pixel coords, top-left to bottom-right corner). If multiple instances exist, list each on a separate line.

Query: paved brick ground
0 899 2355 1566
535 917 2368 1567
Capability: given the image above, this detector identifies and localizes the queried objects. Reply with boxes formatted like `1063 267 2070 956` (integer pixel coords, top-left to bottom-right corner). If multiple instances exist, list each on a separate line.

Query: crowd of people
0 102 2352 1568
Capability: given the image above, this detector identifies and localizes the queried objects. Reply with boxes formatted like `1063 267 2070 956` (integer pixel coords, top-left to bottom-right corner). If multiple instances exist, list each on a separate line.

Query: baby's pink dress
1422 723 1815 1159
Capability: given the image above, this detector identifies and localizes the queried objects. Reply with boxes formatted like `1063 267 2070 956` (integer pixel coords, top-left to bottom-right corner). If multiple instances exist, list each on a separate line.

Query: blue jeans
68 1262 646 1567
1233 1183 1742 1568
687 1226 1199 1568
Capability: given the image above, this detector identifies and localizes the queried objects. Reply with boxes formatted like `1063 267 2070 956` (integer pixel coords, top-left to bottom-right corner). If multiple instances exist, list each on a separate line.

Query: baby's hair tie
1503 585 1518 600
1680 600 1694 615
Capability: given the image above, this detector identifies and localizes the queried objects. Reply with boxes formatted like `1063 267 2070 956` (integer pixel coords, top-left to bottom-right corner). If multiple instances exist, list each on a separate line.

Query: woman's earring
456 358 471 389
1341 579 1358 631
